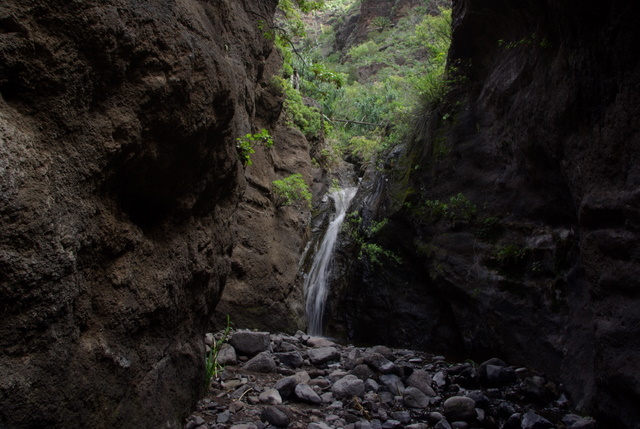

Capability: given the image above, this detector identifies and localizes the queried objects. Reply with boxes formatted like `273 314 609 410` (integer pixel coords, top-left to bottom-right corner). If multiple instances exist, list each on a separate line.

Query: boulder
230 331 271 356
443 396 476 422
332 375 365 399
243 352 276 373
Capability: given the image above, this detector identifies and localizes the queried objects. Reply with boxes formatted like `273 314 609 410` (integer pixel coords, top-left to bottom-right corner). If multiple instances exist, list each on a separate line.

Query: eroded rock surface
0 0 279 427
327 1 640 427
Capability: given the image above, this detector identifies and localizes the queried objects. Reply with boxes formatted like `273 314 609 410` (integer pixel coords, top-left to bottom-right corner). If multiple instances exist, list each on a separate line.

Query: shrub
236 129 274 166
272 174 313 208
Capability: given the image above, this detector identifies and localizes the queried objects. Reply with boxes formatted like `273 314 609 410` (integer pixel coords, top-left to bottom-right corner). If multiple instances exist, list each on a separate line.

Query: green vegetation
272 173 313 208
236 129 274 166
345 213 401 267
266 0 453 166
205 315 232 390
419 193 477 225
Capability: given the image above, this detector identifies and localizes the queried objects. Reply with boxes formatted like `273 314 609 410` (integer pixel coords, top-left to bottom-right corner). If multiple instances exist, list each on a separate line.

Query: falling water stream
304 187 358 336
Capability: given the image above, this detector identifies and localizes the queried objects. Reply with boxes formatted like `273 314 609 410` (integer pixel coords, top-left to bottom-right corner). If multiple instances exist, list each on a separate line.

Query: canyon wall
0 0 279 427
330 0 640 427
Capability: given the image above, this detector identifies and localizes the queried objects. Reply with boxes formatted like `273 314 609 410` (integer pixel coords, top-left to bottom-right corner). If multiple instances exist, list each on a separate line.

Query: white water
304 187 358 336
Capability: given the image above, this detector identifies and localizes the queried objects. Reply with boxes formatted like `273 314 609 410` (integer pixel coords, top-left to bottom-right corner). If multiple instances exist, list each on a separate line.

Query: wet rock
407 370 436 396
259 389 283 405
244 352 276 373
276 351 304 368
403 387 429 409
443 396 476 422
294 383 323 404
332 375 365 399
308 347 340 365
521 411 554 429
230 332 271 356
261 405 290 427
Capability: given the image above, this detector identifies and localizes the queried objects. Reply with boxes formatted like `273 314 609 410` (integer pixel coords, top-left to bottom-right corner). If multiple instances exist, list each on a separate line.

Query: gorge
1 0 639 428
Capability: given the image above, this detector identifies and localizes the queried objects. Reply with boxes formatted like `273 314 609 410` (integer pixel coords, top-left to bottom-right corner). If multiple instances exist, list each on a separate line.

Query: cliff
0 0 280 427
329 0 640 427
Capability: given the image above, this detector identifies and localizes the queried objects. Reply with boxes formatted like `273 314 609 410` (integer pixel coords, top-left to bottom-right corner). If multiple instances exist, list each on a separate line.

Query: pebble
187 330 597 429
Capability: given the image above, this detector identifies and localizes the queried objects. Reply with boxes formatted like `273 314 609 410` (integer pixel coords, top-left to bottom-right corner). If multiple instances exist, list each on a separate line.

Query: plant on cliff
272 173 313 208
205 315 232 390
344 213 401 267
236 129 274 166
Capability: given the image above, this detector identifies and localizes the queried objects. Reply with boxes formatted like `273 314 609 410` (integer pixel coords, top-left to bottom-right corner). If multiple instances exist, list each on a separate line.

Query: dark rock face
331 0 640 427
0 0 278 427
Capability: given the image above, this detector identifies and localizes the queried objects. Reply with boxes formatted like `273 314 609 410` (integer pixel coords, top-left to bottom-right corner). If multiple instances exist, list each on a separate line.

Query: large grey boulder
230 331 271 356
332 375 365 399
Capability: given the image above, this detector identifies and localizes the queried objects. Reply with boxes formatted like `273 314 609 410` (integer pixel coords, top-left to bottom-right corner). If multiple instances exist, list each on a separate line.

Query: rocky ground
185 330 596 429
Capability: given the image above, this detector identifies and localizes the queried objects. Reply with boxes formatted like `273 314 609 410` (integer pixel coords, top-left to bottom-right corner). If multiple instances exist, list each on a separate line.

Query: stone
275 375 298 399
217 410 232 423
230 331 271 356
365 378 380 392
379 374 404 395
345 349 364 370
364 353 397 374
307 337 337 348
434 419 452 429
382 420 402 429
443 396 476 422
522 411 554 429
569 417 597 429
406 370 436 396
243 352 276 373
522 376 552 404
217 344 238 366
391 411 411 424
186 416 206 429
484 364 517 387
308 347 340 365
230 424 258 429
465 391 490 408
370 345 396 361
295 383 323 404
350 363 375 381
275 351 303 368
261 406 290 427
504 413 522 429
403 386 429 408
451 422 468 429
259 388 283 405
434 371 448 388
332 374 365 399
427 412 445 424
308 422 332 429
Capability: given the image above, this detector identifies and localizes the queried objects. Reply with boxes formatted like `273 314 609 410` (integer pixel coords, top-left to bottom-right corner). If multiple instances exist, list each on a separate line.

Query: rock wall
212 123 322 333
330 0 640 427
0 0 279 427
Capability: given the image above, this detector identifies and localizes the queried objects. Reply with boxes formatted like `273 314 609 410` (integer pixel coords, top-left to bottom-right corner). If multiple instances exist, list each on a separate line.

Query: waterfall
304 187 358 336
